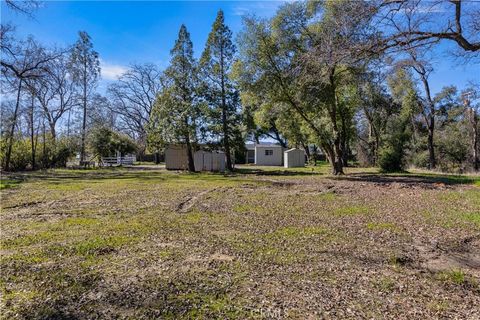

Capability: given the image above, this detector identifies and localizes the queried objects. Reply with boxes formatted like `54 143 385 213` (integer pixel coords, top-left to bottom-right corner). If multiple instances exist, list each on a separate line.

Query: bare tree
1 36 55 170
380 0 480 54
23 83 41 169
4 0 42 16
33 52 77 143
397 47 439 169
107 63 163 151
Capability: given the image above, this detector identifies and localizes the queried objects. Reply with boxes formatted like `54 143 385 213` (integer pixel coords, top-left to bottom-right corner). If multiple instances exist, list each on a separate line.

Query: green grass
0 178 22 190
436 269 466 284
1 166 479 319
334 205 371 216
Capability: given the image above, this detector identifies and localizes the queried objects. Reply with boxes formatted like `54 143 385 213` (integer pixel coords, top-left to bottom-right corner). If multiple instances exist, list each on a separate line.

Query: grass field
1 164 479 319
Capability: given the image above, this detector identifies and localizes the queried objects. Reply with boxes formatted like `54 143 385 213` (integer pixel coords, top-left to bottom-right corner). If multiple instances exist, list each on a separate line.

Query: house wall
255 146 283 166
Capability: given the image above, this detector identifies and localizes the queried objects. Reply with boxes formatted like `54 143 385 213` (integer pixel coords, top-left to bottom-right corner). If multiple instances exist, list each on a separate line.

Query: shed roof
285 148 305 153
254 144 283 148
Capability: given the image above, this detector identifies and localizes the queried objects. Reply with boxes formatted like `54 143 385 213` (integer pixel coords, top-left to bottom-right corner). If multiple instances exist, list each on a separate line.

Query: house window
265 149 273 156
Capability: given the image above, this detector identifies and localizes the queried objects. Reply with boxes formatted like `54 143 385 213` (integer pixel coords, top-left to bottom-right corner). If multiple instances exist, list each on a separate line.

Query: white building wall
194 150 225 172
212 151 225 172
167 145 226 172
255 146 283 166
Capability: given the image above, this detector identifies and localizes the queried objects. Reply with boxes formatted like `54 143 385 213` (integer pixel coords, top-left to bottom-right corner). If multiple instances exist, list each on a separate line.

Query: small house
284 148 306 168
254 144 284 166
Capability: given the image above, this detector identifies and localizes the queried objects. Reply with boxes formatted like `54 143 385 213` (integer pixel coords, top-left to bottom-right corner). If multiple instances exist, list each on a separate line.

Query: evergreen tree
69 31 100 164
149 25 199 172
199 10 240 171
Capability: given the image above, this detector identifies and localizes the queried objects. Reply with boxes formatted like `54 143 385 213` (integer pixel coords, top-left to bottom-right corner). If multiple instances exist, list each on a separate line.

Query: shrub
90 127 137 158
0 137 31 171
378 145 403 172
410 150 430 169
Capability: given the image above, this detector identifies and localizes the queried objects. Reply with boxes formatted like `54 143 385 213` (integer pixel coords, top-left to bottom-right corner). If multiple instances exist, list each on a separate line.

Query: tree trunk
339 106 349 167
222 99 232 171
220 45 233 172
427 125 436 170
67 109 71 137
42 121 47 166
80 63 87 165
302 142 310 164
29 93 36 170
185 134 195 172
329 70 344 175
332 139 344 175
471 108 479 171
420 74 436 169
49 122 56 145
4 79 23 171
272 127 287 148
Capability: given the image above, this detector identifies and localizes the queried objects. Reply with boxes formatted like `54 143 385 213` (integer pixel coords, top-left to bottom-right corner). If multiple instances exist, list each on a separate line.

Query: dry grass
1 164 479 319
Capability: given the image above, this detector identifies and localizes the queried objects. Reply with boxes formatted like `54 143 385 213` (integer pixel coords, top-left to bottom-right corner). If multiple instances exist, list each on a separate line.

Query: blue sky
1 0 477 94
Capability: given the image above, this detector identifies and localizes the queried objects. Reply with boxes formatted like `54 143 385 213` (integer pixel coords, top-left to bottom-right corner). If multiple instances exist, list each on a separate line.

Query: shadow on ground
333 173 478 186
234 167 323 176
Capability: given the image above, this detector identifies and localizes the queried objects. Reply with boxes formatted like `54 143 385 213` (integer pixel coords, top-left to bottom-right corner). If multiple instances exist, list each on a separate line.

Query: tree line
1 0 479 174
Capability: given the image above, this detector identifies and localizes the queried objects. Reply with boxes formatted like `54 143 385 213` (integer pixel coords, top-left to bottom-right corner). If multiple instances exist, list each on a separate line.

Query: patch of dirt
184 253 235 266
413 236 480 276
176 188 219 213
332 174 459 190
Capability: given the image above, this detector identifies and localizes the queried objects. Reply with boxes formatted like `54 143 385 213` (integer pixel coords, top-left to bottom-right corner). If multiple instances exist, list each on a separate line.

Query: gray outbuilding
284 148 306 168
165 145 189 170
194 150 225 172
165 145 225 172
254 144 284 166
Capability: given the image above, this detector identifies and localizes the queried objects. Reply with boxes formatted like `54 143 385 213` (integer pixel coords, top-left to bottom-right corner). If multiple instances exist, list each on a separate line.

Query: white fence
100 156 136 166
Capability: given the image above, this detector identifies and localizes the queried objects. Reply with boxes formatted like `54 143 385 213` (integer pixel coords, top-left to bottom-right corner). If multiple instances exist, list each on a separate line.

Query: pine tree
200 10 240 171
69 31 100 164
149 25 199 172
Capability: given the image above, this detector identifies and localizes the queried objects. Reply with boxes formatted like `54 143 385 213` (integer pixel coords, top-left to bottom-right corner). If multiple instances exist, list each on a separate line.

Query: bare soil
0 166 479 319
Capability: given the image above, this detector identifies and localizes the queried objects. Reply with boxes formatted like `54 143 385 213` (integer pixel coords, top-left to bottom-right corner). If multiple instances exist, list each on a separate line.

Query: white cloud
100 60 129 81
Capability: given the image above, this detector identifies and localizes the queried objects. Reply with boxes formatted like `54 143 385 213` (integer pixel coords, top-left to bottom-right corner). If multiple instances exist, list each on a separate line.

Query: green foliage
0 136 31 171
0 134 76 171
379 70 417 172
199 10 242 169
148 25 200 152
89 127 137 157
69 31 100 88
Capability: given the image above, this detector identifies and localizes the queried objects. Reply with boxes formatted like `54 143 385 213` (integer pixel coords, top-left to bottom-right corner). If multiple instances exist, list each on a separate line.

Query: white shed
194 150 225 172
284 148 306 168
165 145 189 170
211 151 226 172
255 144 284 166
166 145 225 172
